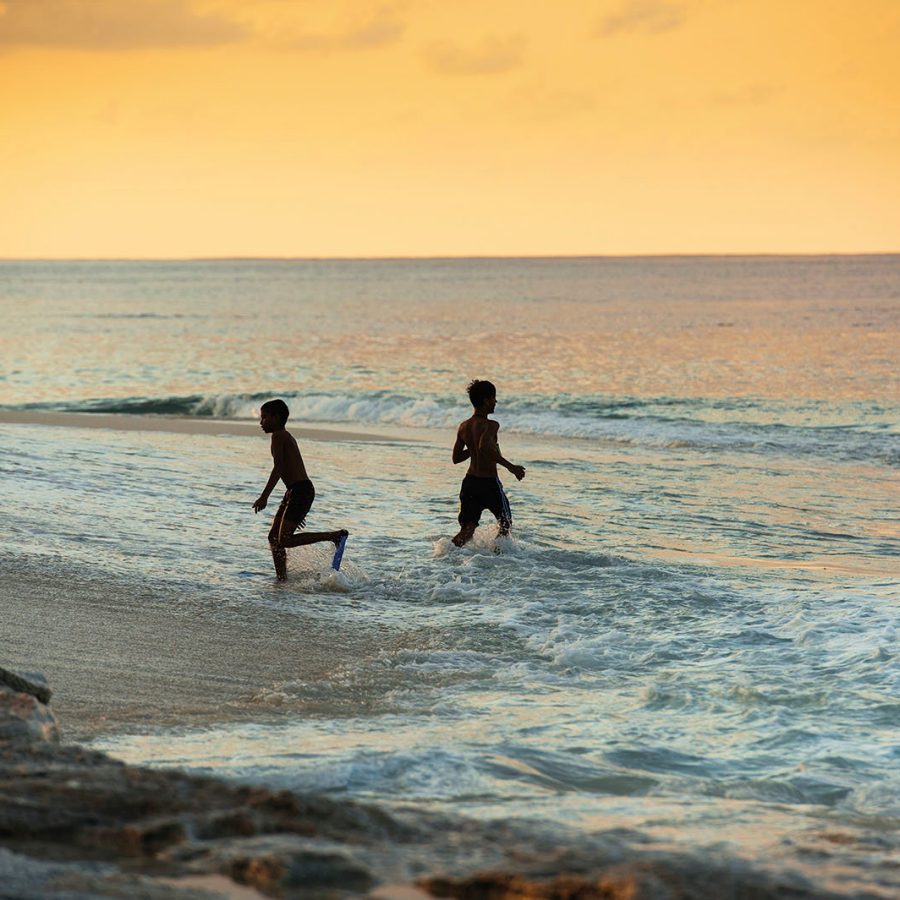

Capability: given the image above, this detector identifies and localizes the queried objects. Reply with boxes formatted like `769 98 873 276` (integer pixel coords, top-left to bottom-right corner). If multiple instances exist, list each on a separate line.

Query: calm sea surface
1 257 898 894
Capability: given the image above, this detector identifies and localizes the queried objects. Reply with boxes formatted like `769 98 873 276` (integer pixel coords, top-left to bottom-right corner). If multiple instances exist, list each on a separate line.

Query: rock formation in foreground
0 667 844 899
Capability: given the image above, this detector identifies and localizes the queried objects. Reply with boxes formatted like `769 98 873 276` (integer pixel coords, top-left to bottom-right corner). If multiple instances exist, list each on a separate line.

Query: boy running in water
451 380 526 546
252 399 347 580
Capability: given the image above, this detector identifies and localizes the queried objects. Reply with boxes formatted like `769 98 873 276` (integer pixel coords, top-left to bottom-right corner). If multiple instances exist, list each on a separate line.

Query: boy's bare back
456 415 501 478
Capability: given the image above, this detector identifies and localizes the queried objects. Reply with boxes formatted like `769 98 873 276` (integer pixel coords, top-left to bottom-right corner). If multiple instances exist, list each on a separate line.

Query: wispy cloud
597 0 687 37
0 0 247 50
269 7 406 52
424 35 525 76
0 0 406 53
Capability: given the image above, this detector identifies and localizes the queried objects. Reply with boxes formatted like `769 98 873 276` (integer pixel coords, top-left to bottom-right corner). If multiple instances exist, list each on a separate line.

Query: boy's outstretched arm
253 437 284 512
252 466 280 512
497 451 526 481
489 424 526 481
452 427 470 464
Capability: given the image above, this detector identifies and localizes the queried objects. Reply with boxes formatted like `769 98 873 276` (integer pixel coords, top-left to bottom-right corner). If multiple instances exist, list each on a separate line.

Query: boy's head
259 398 289 432
467 379 496 410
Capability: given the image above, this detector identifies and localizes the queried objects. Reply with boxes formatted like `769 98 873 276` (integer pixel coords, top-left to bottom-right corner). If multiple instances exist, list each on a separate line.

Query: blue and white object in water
331 532 348 570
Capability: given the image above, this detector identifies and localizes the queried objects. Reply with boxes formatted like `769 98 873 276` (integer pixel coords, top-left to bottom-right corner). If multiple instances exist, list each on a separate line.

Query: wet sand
1 561 396 743
0 410 418 744
0 409 418 442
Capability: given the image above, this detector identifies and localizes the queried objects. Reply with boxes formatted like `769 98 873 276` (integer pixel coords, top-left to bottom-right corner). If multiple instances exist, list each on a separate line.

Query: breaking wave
13 391 898 465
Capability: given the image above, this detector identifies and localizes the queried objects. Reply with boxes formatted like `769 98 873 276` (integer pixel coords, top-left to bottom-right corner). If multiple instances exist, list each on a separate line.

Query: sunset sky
1 0 898 257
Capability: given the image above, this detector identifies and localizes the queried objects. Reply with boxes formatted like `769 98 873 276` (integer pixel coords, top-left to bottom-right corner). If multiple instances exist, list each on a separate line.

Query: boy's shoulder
460 415 497 426
271 428 295 445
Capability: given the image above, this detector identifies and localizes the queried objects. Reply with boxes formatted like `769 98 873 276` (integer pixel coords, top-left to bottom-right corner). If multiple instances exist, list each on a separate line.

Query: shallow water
2 257 898 894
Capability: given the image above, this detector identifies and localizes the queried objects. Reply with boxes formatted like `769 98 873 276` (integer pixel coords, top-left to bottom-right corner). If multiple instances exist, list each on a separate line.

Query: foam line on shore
0 409 417 443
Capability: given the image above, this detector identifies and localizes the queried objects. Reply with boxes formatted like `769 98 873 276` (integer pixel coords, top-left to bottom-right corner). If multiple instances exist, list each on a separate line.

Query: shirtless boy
252 399 347 580
451 380 526 547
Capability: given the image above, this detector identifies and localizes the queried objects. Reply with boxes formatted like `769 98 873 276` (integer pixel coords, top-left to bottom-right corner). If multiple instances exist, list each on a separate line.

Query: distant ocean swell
13 391 898 465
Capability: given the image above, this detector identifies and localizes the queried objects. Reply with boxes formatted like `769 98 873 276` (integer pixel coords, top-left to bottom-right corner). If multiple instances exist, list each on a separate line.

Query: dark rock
225 845 376 894
229 851 286 894
0 846 235 899
0 667 52 704
420 861 830 900
284 848 374 892
0 687 59 743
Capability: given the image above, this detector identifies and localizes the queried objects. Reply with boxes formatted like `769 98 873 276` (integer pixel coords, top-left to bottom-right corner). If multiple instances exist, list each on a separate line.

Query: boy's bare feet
452 524 476 547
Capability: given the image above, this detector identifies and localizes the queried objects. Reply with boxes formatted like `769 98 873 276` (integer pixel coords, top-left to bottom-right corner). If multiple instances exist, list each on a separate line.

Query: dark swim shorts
458 474 512 529
277 479 315 527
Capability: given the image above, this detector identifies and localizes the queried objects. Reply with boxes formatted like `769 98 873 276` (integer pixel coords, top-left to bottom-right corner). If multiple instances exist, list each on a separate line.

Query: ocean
1 257 898 895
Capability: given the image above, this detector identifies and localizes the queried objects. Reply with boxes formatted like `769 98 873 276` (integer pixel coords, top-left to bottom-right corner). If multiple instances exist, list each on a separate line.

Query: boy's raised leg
269 515 349 579
280 529 346 549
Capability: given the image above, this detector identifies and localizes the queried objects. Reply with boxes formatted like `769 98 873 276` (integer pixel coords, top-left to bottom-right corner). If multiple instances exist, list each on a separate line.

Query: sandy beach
1 559 405 743
0 409 421 743
0 409 412 443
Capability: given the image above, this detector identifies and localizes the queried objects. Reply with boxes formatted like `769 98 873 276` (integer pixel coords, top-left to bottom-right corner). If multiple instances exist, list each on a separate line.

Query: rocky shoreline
1 666 846 899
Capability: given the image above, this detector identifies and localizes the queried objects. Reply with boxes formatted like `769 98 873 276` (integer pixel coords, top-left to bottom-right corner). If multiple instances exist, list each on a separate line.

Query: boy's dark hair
261 398 290 424
467 379 496 408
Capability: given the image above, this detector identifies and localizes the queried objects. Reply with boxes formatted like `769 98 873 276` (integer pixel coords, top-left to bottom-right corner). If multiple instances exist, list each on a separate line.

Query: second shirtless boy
452 380 526 547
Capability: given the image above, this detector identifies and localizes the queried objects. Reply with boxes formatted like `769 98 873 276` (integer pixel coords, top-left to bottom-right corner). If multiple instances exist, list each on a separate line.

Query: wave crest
13 391 897 466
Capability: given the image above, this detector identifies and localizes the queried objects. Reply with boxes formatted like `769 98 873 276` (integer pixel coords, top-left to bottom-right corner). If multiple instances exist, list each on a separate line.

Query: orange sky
1 0 898 257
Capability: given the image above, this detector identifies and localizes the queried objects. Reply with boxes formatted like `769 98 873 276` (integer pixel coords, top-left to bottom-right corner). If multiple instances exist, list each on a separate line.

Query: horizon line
1 251 899 263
